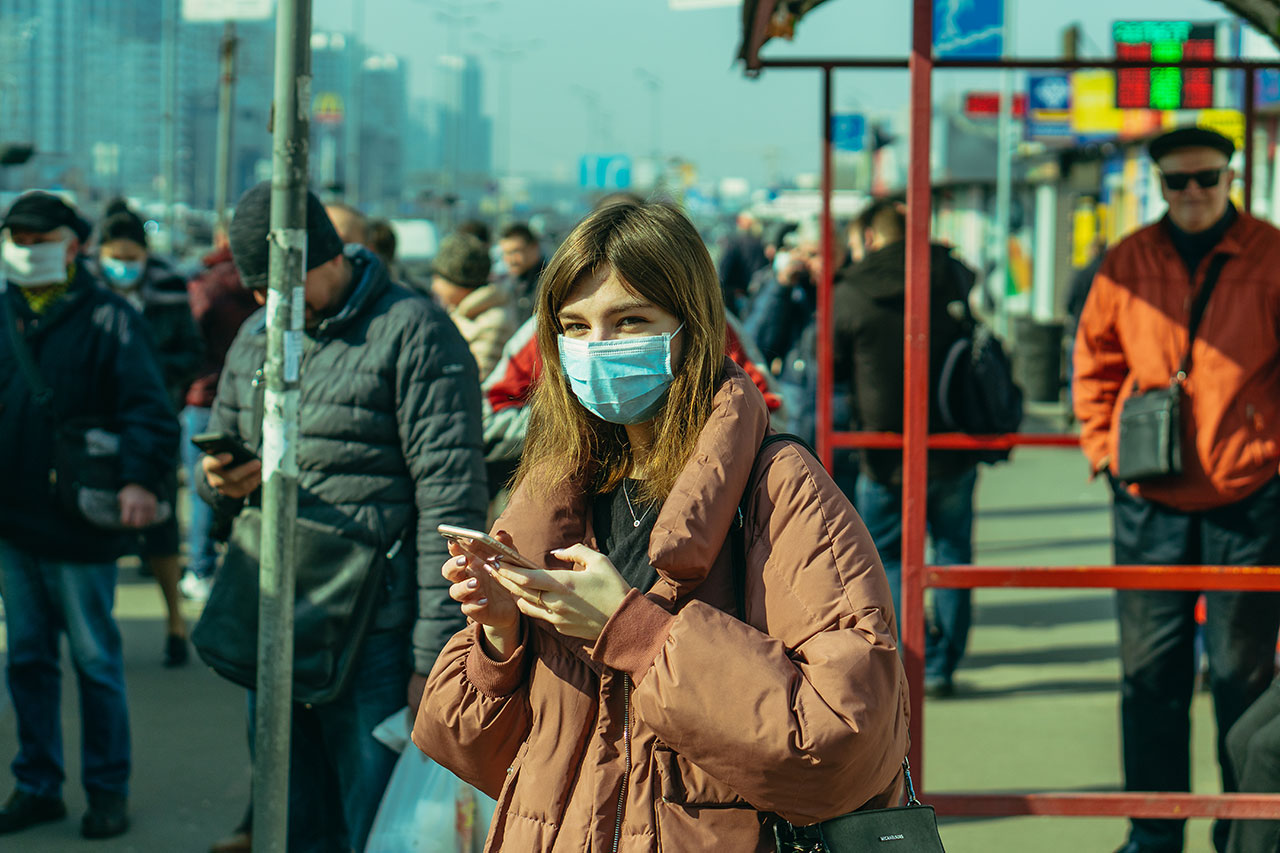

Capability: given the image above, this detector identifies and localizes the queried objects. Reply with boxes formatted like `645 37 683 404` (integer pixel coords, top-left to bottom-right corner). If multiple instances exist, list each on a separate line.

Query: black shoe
163 633 189 668
0 789 66 834
924 677 956 699
1113 842 1182 853
81 791 128 839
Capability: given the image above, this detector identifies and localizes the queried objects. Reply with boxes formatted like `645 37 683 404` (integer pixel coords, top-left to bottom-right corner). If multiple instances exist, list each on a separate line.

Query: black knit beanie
228 181 345 290
99 209 148 249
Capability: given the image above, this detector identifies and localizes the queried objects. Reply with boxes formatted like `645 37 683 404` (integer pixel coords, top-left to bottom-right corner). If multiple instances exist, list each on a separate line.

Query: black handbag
3 290 172 530
774 759 946 853
191 507 405 706
1114 253 1228 483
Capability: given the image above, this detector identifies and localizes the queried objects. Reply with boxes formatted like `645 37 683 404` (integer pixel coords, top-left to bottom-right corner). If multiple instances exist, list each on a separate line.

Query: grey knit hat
228 181 345 289
432 232 491 288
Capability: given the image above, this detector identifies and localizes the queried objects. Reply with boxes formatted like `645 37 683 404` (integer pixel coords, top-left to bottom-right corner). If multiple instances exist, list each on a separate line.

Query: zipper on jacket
611 673 631 853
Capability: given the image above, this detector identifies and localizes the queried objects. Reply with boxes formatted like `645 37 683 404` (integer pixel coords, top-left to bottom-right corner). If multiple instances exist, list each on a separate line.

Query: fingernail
466 578 478 590
476 598 487 605
455 556 467 566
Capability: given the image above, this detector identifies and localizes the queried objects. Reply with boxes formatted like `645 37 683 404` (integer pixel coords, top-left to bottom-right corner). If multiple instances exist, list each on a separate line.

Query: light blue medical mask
557 324 684 425
101 257 145 288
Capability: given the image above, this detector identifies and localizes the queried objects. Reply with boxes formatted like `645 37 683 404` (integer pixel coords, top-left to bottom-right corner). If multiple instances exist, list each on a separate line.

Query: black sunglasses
1161 168 1224 191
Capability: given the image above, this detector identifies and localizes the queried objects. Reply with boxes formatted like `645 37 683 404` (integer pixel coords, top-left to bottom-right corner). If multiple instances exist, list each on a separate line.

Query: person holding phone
413 201 907 850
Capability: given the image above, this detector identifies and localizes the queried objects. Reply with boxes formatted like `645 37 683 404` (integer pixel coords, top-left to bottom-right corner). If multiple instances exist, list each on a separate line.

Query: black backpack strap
1 287 56 410
730 432 820 619
1176 252 1229 381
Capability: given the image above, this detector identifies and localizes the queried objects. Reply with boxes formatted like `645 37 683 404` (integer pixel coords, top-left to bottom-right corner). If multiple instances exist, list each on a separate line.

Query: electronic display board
1113 21 1216 110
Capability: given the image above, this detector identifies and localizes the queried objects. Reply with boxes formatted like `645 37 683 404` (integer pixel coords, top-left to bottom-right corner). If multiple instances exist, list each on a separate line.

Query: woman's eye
562 322 589 335
618 317 646 328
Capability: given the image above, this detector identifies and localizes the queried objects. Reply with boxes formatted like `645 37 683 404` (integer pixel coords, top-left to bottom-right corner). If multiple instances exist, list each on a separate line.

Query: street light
472 33 540 179
635 68 663 163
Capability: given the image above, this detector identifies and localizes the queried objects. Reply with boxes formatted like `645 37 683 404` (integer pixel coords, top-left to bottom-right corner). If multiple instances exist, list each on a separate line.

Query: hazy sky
310 0 1275 186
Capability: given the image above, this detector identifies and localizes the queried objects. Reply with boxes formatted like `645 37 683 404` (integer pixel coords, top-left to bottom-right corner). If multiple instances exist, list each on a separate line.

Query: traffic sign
579 155 632 190
933 0 1004 60
182 0 272 21
312 92 344 126
1026 73 1072 139
963 92 1026 118
831 114 866 152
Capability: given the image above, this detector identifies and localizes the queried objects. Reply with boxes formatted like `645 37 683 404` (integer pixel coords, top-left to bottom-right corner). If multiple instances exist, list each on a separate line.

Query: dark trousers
1226 679 1280 853
1111 476 1280 852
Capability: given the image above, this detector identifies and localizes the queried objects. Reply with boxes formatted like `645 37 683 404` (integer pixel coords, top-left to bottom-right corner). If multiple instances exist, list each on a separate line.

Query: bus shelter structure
738 0 1280 824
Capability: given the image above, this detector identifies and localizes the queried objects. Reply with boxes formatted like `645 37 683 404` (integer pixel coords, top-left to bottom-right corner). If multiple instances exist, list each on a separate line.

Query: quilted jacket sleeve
395 305 490 675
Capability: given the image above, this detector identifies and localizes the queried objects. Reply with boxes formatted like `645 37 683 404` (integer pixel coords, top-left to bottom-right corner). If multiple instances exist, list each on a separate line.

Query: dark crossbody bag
731 434 946 853
2 290 172 531
1114 253 1228 483
191 507 409 706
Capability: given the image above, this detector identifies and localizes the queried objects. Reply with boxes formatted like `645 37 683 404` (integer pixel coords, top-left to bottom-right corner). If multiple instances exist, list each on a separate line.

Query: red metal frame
763 0 1280 825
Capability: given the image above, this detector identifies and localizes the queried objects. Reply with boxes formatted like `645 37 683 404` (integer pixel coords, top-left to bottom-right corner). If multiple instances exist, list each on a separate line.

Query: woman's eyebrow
607 299 656 315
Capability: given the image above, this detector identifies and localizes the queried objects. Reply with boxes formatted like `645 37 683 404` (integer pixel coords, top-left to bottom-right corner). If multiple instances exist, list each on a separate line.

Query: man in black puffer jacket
833 199 981 700
196 183 487 852
0 192 178 841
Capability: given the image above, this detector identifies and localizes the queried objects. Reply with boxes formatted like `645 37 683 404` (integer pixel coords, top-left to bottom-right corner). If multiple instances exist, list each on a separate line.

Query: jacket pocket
651 745 749 807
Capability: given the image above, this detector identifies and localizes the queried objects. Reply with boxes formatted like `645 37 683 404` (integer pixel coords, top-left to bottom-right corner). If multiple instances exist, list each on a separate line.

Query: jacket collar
313 246 390 337
454 283 508 321
496 359 771 601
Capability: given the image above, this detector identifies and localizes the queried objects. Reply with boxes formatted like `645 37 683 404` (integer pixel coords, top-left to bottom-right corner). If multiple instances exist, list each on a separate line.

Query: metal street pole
992 0 1013 339
214 20 238 236
253 0 310 850
345 0 362 205
162 0 179 248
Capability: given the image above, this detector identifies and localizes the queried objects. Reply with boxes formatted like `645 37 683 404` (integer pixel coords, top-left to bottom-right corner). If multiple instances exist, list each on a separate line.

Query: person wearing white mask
0 191 178 840
92 199 204 668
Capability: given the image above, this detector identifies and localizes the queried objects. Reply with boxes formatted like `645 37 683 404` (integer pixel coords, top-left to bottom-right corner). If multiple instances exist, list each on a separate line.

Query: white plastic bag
365 708 497 853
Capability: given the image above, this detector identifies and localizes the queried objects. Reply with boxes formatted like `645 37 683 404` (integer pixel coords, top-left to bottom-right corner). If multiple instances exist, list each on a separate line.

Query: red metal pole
1246 69 1257 213
818 67 835 471
904 0 933 790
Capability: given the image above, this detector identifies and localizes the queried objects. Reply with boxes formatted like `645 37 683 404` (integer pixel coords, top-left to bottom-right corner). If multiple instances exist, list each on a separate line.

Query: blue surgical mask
557 324 684 425
101 257 145 288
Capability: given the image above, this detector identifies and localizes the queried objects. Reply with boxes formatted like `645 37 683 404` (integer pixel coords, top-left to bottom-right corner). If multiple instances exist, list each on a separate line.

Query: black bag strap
1175 252 1229 383
1 287 56 411
729 432 818 620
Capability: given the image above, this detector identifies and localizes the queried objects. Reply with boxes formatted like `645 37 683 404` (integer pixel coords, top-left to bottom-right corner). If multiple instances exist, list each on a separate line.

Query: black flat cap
2 191 92 241
1148 126 1234 162
228 181 345 290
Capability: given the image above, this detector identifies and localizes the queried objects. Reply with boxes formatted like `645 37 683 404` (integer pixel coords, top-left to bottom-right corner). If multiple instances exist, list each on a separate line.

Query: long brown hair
513 201 726 503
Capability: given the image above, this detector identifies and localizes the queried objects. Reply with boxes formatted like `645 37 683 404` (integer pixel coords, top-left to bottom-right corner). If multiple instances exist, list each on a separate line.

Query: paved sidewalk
0 446 1232 851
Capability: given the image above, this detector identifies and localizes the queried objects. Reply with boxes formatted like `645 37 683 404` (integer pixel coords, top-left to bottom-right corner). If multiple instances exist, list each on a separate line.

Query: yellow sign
312 92 345 125
1071 70 1122 135
1196 109 1245 152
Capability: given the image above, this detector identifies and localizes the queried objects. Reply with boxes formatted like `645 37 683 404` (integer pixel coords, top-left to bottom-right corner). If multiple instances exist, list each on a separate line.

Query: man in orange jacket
1074 126 1280 853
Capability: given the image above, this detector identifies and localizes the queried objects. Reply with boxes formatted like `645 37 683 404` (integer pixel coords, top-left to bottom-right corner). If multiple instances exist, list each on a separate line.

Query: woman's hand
442 535 522 660
487 543 632 642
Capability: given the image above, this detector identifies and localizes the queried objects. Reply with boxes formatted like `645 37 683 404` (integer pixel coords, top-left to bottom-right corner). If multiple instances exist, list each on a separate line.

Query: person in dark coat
497 222 545 325
180 230 260 603
196 182 488 852
91 200 203 666
717 210 768 316
833 199 981 698
0 191 178 840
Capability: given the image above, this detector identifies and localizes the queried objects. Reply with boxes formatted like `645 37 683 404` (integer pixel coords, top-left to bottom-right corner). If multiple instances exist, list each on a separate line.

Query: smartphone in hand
437 524 540 570
191 431 259 469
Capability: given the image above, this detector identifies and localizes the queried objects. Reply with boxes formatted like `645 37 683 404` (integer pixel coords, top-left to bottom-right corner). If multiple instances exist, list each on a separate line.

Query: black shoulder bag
1114 253 1228 483
731 434 946 853
2 289 172 531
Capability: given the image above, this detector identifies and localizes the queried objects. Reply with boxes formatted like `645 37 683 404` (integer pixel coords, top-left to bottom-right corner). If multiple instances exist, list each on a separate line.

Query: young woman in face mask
93 201 204 667
413 201 908 851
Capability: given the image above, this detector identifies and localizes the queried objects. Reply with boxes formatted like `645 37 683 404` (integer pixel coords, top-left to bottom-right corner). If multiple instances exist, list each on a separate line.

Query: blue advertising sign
579 155 632 190
831 114 866 152
933 0 1003 59
1026 73 1072 139
1257 69 1280 108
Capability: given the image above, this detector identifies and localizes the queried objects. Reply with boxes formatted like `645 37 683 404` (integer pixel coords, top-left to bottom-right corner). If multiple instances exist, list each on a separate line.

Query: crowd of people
0 123 1277 853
